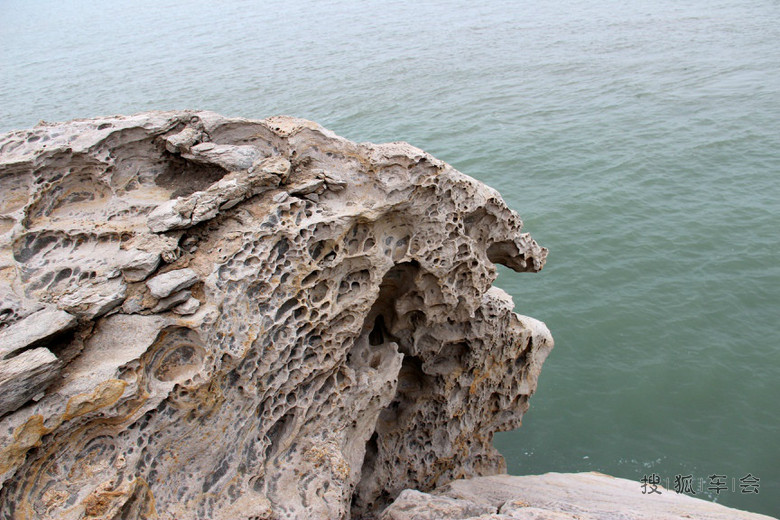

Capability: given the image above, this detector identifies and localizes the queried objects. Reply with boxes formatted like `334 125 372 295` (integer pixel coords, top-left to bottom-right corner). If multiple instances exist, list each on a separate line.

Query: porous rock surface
380 472 777 520
0 111 552 519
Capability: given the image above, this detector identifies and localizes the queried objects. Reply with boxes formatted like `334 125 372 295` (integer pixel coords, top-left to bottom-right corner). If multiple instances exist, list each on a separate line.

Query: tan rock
0 111 550 520
408 473 777 520
0 307 76 360
380 489 494 520
145 269 198 299
0 348 61 416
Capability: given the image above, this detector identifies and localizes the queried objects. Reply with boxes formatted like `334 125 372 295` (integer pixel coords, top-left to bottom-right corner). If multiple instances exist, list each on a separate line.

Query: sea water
1 0 778 515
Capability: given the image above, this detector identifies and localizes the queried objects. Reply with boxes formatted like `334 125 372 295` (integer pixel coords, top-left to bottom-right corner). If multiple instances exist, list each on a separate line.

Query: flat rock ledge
0 111 550 519
381 472 777 520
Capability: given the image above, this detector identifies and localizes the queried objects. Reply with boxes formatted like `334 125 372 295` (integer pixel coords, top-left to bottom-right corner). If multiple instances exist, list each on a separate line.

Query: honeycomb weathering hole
351 261 426 517
146 326 206 383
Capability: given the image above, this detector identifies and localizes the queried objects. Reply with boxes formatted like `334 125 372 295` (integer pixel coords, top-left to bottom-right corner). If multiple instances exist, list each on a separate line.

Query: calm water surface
1 0 778 516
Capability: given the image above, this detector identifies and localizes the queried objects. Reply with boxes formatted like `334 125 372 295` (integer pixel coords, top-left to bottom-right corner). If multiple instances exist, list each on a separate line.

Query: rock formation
0 111 552 519
380 472 777 520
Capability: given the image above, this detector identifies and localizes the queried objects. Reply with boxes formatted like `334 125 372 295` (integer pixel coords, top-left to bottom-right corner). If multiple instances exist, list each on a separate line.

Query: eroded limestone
145 268 199 299
0 111 551 520
0 348 61 416
0 307 77 360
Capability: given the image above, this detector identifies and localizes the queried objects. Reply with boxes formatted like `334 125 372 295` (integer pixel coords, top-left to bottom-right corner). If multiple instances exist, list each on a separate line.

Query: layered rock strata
0 112 552 520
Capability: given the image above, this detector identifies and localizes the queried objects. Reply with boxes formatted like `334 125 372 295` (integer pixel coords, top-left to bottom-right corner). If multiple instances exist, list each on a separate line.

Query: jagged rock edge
0 111 551 520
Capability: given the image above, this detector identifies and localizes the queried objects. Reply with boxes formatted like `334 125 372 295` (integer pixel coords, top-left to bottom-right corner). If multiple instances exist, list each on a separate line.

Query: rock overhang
0 111 552 520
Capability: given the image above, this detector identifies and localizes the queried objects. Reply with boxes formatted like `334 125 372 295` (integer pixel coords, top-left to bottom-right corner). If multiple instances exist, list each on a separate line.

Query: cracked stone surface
380 473 777 520
0 111 552 520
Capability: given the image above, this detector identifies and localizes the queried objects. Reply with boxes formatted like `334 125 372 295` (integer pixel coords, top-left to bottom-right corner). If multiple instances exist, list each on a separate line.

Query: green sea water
1 0 778 516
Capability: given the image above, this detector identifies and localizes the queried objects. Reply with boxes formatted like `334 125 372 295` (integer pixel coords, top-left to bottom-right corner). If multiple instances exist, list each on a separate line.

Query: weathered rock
181 142 263 171
145 268 199 299
163 126 202 153
380 489 494 520
120 250 161 282
151 289 192 313
172 297 200 316
0 111 551 520
0 348 61 416
146 156 289 233
384 473 776 520
0 307 76 360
